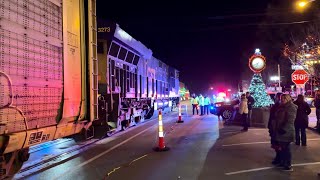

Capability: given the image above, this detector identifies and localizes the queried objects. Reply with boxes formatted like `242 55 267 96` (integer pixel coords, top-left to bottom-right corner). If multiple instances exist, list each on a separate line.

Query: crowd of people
190 94 211 116
267 92 319 172
190 90 320 172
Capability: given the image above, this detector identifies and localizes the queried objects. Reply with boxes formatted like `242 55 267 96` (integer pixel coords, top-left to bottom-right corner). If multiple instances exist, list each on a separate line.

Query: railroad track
29 138 74 154
14 138 100 179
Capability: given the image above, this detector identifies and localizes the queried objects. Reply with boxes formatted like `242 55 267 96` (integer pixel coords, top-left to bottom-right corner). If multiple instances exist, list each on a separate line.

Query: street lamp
295 0 316 10
298 1 307 7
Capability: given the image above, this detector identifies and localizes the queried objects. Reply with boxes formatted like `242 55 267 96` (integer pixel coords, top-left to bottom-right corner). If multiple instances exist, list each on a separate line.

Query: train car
168 66 180 105
0 0 98 178
97 19 180 133
0 1 179 178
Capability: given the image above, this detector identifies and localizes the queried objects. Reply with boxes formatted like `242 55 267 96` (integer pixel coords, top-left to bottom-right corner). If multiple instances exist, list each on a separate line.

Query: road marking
223 138 320 147
52 123 159 180
226 167 273 175
225 161 320 175
128 154 148 165
223 141 268 147
104 154 149 178
107 167 121 177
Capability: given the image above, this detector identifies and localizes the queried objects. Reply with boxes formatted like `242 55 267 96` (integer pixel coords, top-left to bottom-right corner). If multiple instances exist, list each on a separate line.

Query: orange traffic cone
177 104 184 123
153 110 170 151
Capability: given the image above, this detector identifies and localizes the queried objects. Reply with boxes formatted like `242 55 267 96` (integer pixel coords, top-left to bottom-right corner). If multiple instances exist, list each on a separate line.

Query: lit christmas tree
248 74 274 108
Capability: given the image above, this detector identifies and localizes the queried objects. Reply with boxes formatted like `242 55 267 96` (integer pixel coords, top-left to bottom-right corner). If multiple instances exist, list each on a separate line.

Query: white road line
223 141 268 147
222 138 320 147
226 167 273 175
226 161 320 175
52 123 159 180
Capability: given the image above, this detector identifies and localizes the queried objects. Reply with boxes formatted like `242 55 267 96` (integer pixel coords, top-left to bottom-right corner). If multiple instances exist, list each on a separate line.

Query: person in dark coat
246 92 255 126
293 95 311 146
314 90 320 129
268 93 282 165
270 94 297 171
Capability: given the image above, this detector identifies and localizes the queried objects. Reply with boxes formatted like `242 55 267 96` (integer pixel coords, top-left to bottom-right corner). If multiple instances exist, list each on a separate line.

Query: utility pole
278 64 281 91
311 76 313 96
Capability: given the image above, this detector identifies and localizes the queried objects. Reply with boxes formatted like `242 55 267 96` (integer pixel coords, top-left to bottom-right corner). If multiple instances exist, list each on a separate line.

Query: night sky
96 0 313 94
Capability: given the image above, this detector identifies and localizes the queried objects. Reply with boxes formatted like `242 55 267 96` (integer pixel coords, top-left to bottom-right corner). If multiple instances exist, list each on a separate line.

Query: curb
308 127 319 133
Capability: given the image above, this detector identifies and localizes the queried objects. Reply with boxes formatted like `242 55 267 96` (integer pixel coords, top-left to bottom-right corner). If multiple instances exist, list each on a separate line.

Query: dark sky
96 0 282 93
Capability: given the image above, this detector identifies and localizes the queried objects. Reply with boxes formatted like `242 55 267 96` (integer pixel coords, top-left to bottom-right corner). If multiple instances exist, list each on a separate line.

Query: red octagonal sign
291 69 309 85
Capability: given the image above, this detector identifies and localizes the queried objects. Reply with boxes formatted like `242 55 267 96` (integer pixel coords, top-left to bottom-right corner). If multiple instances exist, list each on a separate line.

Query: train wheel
84 126 94 140
1 148 29 179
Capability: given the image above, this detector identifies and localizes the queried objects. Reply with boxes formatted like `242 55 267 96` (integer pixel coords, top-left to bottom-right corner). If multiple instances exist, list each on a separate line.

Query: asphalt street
14 102 320 180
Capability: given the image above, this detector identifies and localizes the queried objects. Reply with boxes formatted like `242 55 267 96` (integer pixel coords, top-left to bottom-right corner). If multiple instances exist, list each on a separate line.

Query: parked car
305 96 315 107
210 98 240 120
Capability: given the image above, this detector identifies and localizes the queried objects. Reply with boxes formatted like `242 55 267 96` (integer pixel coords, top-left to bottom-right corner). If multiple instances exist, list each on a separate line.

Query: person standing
199 94 205 115
268 93 282 165
270 94 297 171
239 94 249 131
294 95 311 146
246 92 255 126
191 94 199 115
204 95 211 115
314 90 320 130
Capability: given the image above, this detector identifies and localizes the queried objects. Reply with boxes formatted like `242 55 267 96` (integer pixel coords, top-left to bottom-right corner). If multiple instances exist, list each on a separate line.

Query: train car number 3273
98 27 111 32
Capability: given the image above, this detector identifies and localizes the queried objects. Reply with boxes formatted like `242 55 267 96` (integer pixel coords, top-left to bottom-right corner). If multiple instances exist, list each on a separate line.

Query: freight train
0 0 179 178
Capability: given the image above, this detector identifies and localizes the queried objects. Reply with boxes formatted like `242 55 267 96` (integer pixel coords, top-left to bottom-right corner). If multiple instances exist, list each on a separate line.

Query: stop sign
291 69 309 85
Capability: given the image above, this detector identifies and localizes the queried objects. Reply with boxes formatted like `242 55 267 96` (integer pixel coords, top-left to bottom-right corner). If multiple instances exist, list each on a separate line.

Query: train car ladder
89 0 98 122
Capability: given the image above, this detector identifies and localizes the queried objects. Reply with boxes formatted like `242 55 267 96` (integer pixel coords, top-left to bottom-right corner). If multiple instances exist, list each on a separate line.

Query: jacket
270 101 297 143
199 96 205 106
239 98 248 114
204 97 211 105
294 101 311 128
191 97 199 105
315 98 320 109
247 96 255 110
268 102 280 138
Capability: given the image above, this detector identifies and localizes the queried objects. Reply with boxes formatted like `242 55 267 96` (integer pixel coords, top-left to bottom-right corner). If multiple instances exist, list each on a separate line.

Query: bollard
177 104 184 123
153 110 170 151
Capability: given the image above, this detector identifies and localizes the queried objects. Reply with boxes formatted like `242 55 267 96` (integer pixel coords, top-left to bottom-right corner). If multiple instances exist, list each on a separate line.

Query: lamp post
295 0 316 11
295 0 318 96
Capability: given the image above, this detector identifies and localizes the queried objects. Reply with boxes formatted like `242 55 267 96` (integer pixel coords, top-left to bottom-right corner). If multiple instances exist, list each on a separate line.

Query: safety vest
199 96 205 106
191 97 199 105
204 97 211 105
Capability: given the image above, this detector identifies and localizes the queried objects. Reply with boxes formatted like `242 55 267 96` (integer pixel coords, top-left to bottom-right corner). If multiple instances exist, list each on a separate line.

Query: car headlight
215 104 221 107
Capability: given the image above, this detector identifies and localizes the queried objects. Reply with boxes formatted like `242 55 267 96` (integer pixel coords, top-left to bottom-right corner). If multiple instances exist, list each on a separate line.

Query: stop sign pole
291 69 309 95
